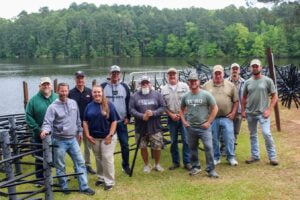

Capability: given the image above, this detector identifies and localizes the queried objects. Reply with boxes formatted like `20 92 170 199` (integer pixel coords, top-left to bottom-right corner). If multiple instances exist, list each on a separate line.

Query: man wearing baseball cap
241 59 279 166
69 71 96 174
180 72 219 177
161 68 191 171
203 65 239 166
101 65 132 175
226 63 245 147
129 75 166 173
26 77 58 185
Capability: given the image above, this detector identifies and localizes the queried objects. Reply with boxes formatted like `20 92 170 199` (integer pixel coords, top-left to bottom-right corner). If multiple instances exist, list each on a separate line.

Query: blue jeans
246 114 277 160
116 121 130 169
168 118 190 165
187 126 214 172
212 117 235 160
52 137 89 191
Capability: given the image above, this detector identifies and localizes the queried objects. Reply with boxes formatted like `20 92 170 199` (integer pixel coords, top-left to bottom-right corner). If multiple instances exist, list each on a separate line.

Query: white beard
141 87 150 95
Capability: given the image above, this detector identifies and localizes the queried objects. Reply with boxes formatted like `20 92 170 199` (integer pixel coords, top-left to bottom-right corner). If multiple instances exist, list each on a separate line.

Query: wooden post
53 79 58 93
92 79 97 87
23 81 28 109
266 48 281 132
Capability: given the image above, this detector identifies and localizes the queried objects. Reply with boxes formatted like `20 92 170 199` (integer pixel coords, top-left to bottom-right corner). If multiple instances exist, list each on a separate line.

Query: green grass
1 112 299 200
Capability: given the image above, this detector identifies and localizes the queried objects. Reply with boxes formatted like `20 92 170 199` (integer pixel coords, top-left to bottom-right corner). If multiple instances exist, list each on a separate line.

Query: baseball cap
213 65 224 73
110 65 121 72
139 75 151 83
75 71 85 77
167 67 177 74
187 72 199 80
250 59 261 67
40 77 51 85
230 63 240 69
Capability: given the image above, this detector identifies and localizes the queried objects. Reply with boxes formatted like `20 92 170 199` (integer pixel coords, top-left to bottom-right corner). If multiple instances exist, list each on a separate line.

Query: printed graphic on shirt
186 98 203 107
137 99 156 106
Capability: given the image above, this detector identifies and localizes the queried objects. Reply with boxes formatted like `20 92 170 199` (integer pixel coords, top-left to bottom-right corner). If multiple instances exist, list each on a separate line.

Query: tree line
0 2 299 58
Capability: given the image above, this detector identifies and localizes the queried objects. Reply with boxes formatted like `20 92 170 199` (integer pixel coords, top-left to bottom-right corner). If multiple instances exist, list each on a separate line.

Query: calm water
0 57 299 115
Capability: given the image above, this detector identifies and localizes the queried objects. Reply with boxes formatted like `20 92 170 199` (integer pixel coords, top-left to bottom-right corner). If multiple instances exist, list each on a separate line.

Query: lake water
0 57 299 115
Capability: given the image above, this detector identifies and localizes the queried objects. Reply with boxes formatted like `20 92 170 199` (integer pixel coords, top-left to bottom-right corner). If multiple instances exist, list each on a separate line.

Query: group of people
25 58 279 195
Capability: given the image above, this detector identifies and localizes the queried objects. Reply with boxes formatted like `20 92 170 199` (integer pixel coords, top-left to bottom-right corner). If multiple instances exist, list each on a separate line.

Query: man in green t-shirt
180 72 219 178
241 59 279 166
25 77 58 183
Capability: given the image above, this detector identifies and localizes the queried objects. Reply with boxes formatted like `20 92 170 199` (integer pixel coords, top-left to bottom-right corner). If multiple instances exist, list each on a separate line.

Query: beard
252 71 261 75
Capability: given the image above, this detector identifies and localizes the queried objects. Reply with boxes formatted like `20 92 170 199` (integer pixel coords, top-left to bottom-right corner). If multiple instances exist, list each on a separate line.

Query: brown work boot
270 160 279 166
245 157 260 164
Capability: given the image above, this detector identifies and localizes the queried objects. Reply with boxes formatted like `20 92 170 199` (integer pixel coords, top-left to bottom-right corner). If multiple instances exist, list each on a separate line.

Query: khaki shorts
135 132 163 150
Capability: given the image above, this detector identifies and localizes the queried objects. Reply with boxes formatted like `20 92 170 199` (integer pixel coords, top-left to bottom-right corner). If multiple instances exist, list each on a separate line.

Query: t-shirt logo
112 90 118 95
186 99 203 107
86 94 90 98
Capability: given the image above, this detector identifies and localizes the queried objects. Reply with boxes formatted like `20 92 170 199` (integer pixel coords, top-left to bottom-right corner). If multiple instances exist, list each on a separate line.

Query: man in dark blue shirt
69 71 96 174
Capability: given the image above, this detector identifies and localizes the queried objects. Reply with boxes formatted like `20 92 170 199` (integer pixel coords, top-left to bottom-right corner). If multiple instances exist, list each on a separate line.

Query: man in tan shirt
203 65 239 166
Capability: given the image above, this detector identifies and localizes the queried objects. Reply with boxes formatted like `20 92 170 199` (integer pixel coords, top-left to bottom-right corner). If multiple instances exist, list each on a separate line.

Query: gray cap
40 77 51 85
110 65 121 72
75 71 85 77
139 75 151 83
188 72 199 80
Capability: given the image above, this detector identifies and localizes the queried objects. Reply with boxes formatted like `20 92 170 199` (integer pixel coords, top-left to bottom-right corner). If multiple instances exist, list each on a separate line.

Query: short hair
58 82 69 90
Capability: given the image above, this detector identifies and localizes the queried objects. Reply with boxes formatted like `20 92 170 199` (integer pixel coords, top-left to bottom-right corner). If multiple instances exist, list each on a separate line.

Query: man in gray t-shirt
180 72 219 178
241 59 279 166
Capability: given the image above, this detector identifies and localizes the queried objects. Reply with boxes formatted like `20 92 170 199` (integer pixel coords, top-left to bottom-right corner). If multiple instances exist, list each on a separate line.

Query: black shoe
270 160 279 166
184 163 193 171
168 164 180 170
95 180 104 187
81 188 95 196
245 157 260 164
62 189 71 195
123 167 131 175
86 165 96 174
104 185 113 191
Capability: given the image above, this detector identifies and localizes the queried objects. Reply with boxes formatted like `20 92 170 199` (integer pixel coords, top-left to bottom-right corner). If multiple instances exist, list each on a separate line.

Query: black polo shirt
69 86 92 121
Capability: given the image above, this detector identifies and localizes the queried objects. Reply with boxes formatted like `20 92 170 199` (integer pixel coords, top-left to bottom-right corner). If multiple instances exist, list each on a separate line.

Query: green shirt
25 91 58 139
243 76 276 115
181 90 216 127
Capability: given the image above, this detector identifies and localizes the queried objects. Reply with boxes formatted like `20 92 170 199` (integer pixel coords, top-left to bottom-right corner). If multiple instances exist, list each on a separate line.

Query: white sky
0 0 270 19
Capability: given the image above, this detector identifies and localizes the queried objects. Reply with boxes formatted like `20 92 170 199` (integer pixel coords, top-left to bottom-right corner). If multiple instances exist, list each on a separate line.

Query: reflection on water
0 57 298 115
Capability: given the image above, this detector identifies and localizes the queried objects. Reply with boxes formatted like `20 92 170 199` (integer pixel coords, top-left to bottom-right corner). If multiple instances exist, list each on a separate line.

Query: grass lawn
1 106 299 200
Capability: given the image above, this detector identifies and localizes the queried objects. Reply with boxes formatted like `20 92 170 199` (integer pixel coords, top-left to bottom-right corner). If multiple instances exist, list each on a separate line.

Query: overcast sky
0 0 271 19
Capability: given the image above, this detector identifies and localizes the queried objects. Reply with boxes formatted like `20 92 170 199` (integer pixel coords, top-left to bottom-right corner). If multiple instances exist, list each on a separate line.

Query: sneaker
270 160 279 166
207 170 219 178
168 163 180 170
62 188 71 195
104 185 113 191
214 159 221 165
122 167 131 175
184 163 193 171
228 158 238 166
143 164 152 173
34 183 43 188
86 165 96 174
154 164 164 172
245 157 260 164
95 180 104 187
80 188 95 196
189 167 201 176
